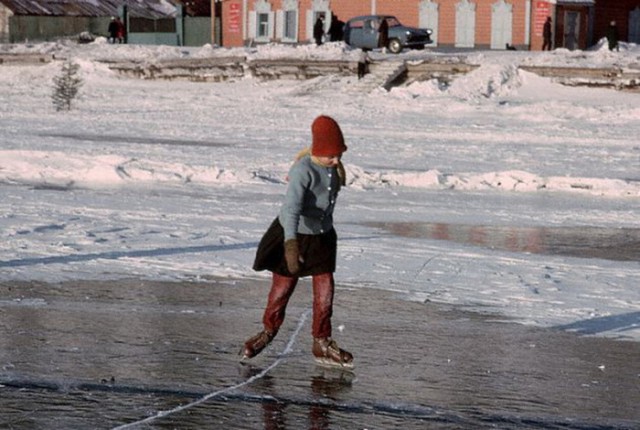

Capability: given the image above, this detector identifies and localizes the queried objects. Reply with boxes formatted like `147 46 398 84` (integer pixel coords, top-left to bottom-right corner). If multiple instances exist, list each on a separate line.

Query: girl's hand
284 239 301 275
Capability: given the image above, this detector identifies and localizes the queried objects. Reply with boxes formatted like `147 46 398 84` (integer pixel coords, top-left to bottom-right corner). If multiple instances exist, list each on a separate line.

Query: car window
387 17 401 27
349 19 364 29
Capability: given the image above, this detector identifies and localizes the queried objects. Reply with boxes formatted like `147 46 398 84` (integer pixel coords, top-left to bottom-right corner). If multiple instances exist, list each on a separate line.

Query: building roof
0 0 177 18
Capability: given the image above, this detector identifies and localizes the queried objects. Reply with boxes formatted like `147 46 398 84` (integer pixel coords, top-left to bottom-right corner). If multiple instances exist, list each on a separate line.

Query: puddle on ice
0 279 638 429
363 222 640 262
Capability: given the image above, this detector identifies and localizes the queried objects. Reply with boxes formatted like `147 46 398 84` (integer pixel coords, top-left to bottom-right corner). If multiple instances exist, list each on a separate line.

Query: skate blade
238 346 252 362
314 357 354 370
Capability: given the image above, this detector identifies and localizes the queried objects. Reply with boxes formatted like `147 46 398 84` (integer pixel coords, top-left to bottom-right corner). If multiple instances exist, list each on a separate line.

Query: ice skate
240 330 274 360
312 337 354 369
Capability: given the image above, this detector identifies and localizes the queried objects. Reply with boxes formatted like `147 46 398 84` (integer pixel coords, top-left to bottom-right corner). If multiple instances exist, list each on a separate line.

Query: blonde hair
294 147 346 186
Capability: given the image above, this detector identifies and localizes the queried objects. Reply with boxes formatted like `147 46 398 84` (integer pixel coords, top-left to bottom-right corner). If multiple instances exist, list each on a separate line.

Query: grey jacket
279 155 340 241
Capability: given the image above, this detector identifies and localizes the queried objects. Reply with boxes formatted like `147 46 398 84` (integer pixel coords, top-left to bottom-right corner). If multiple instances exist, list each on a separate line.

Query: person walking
357 49 369 79
329 13 344 42
607 21 619 51
241 115 353 369
115 17 126 44
542 16 553 51
378 17 389 52
314 15 325 46
108 17 118 44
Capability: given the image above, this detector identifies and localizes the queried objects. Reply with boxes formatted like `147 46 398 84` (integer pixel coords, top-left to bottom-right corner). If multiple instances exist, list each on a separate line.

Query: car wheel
388 38 403 54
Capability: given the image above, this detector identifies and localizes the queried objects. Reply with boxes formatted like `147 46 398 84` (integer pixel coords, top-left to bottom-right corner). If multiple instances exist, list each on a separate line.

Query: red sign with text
229 3 241 34
534 1 551 37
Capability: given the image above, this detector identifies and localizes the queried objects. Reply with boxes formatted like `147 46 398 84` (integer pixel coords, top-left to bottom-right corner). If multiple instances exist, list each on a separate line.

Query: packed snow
1 38 639 341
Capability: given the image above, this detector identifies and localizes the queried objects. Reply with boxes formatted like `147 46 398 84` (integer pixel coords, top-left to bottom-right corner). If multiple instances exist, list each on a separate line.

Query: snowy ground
1 38 639 341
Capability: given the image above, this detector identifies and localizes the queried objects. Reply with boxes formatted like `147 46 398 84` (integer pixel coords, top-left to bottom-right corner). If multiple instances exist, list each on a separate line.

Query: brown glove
284 239 301 276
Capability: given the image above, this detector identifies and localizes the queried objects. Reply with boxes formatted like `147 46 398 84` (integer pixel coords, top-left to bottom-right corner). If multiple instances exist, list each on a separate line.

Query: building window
277 0 298 42
257 13 269 38
250 0 274 42
630 7 640 44
456 0 476 48
307 0 329 41
284 10 297 40
419 0 439 46
491 0 513 49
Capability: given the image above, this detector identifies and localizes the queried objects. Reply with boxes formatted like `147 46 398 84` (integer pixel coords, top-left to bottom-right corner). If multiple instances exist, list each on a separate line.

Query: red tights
262 272 334 338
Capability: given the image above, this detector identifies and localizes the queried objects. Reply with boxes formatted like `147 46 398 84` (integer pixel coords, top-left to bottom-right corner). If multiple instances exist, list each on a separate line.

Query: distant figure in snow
115 17 126 44
314 15 325 46
108 17 118 44
542 16 553 51
377 17 389 52
328 13 345 42
357 49 369 79
607 20 619 51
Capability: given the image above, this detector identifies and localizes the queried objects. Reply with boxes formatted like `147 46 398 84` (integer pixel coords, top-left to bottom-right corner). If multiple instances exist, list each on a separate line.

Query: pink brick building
211 0 640 51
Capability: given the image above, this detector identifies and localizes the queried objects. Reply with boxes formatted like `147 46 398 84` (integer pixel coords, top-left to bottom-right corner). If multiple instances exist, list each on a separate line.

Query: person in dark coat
115 17 126 44
314 15 325 46
108 17 118 44
329 13 344 42
607 20 619 51
378 17 389 51
542 16 552 51
357 49 369 79
241 115 353 369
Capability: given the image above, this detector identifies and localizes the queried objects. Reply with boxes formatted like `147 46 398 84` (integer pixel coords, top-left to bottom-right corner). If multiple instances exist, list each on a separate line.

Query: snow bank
2 150 638 198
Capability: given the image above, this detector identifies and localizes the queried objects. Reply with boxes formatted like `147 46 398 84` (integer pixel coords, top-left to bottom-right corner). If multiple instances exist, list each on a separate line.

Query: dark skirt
253 218 337 277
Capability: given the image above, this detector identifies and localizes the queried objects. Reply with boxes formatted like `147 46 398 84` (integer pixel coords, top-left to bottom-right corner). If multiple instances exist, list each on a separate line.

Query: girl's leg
242 273 298 359
311 273 353 368
263 273 298 334
311 272 334 338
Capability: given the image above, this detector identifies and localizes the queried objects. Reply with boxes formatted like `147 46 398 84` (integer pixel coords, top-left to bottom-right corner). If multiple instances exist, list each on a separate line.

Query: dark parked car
343 15 433 54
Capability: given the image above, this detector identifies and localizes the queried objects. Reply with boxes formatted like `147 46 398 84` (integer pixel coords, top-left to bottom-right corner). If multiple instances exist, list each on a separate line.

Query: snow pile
247 41 360 61
448 64 523 99
3 150 638 198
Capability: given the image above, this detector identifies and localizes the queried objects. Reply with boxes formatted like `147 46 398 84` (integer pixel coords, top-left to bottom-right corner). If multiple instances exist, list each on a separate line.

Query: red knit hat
311 115 347 156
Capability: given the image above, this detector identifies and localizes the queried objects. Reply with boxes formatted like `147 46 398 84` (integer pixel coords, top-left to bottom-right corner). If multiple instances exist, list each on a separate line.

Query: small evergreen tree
52 60 83 111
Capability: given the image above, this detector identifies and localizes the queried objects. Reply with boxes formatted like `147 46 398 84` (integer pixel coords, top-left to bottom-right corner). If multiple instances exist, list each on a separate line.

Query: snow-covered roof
0 0 177 19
